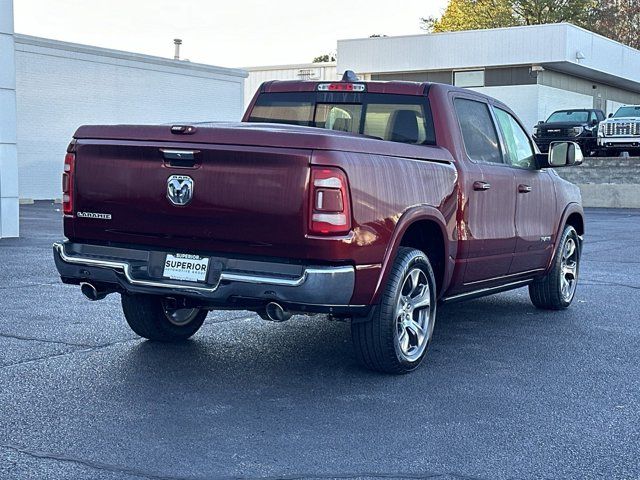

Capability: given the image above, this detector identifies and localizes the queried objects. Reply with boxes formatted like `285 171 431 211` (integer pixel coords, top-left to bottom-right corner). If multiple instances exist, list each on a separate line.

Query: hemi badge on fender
540 236 551 242
77 212 112 220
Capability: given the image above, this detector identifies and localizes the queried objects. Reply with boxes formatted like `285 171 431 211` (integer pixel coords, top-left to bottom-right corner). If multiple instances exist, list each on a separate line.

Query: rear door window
454 98 502 164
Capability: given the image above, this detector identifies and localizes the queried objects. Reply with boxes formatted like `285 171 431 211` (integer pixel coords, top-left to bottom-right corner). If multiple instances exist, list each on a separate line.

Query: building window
454 70 485 88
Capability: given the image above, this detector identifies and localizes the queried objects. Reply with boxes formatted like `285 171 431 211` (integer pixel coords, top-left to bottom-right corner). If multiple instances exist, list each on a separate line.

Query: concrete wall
0 0 18 238
244 63 337 108
14 35 247 201
556 157 640 209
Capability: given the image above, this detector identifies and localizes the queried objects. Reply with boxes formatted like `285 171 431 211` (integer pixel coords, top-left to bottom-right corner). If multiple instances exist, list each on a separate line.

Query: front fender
545 202 584 273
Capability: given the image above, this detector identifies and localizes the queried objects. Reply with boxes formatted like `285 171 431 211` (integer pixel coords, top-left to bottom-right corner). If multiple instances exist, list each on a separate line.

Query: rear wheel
121 294 207 341
351 247 437 374
529 225 581 310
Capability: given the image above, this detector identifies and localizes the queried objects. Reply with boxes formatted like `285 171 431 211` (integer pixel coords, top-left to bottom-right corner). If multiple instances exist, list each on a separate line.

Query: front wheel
121 294 207 342
351 247 437 374
529 225 581 310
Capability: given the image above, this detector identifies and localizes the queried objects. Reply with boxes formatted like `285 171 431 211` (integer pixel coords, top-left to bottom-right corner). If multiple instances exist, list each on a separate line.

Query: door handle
518 184 532 193
473 181 491 191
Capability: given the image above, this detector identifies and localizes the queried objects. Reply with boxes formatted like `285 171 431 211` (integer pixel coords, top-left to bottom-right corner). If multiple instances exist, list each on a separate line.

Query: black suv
533 109 605 156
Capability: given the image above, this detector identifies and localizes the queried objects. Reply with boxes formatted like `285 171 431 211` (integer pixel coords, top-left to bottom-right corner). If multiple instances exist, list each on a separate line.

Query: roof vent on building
174 39 182 60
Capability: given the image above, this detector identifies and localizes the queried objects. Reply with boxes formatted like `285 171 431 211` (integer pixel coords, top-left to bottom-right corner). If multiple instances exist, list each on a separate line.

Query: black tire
529 225 581 310
351 247 437 374
121 294 207 342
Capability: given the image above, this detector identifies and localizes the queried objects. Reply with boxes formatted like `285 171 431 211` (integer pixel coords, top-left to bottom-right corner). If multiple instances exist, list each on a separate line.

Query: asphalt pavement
1 203 639 480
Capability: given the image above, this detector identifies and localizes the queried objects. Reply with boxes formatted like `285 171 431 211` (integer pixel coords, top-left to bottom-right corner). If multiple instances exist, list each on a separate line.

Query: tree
591 0 640 49
421 0 640 49
312 54 336 63
421 0 596 33
422 0 515 33
512 0 596 25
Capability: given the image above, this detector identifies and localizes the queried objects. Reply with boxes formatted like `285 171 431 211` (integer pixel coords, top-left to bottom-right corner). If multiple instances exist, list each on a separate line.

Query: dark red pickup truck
54 75 584 373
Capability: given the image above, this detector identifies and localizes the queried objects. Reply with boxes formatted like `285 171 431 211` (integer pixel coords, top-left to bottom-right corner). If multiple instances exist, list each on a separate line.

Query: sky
13 0 449 68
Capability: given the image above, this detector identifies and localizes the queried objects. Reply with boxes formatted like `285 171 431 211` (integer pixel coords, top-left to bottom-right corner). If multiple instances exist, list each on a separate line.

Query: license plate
163 253 209 283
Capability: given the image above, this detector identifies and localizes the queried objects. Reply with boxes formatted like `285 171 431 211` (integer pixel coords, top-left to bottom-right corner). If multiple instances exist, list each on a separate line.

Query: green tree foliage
512 0 596 25
421 0 515 32
421 0 640 49
592 0 640 49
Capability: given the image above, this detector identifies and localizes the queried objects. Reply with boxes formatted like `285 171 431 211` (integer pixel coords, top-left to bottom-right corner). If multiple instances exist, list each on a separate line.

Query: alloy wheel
395 267 434 362
560 237 579 302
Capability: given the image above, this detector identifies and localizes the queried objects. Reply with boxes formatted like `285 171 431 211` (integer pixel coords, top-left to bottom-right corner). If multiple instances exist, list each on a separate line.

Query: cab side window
494 107 536 169
454 98 502 164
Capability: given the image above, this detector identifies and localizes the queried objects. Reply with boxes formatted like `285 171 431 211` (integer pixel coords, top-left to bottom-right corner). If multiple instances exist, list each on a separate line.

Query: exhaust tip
264 302 292 322
80 282 107 301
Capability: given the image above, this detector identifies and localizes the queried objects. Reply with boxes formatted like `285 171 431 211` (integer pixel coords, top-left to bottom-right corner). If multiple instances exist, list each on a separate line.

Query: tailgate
71 140 311 257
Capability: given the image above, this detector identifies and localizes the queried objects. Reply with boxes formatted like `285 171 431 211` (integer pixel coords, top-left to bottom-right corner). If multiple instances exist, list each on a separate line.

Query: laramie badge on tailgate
77 212 112 220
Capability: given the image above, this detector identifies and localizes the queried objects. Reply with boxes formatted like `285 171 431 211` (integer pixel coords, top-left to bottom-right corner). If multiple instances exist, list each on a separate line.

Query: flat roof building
1 0 247 237
337 23 640 130
244 62 337 107
246 24 640 136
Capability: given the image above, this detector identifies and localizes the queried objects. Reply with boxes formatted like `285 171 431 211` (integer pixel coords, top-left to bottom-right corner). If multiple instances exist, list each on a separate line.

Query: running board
441 279 534 304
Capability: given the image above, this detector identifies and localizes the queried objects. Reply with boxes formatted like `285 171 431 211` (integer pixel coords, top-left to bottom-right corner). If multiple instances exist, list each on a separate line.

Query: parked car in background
598 105 640 156
53 76 585 374
533 109 605 156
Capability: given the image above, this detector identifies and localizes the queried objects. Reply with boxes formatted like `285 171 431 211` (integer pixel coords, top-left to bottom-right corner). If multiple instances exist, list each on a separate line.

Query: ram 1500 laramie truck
54 75 585 374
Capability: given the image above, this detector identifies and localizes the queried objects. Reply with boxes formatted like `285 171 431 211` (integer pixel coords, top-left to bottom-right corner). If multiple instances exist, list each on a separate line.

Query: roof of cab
259 79 511 102
253 79 521 124
261 80 431 96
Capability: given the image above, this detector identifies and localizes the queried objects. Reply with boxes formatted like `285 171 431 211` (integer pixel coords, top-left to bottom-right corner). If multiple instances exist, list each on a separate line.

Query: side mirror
590 119 599 126
546 141 584 167
608 113 613 118
537 120 544 125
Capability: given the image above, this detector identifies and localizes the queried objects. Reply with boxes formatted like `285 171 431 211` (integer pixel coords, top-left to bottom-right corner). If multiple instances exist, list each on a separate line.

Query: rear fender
370 206 455 304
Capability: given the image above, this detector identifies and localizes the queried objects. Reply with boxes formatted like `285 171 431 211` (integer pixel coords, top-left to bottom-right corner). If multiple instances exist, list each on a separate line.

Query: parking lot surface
1 203 639 480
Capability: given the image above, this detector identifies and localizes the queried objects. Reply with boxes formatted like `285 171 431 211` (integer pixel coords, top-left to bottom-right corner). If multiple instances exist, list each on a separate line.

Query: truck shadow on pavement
115 289 567 393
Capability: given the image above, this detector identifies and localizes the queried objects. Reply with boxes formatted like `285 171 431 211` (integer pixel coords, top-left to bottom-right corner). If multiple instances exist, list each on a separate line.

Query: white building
0 0 247 237
0 0 18 237
244 62 337 107
15 35 247 203
337 23 640 131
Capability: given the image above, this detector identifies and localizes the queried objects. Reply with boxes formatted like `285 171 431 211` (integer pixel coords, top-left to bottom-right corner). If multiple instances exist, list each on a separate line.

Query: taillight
62 152 75 215
309 167 352 236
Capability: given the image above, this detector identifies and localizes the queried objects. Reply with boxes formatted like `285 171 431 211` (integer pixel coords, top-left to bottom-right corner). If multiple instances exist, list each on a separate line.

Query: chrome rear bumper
53 242 357 310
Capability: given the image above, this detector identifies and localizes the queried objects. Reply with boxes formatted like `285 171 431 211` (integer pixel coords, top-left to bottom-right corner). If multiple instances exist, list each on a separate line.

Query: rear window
546 111 590 123
248 92 436 145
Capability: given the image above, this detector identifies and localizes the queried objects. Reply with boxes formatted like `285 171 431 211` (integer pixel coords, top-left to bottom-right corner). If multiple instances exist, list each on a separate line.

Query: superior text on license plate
163 253 209 283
